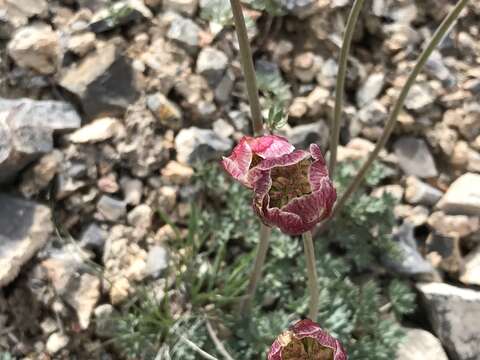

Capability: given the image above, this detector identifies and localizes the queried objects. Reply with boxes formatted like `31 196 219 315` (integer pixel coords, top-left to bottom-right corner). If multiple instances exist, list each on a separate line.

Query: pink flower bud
268 319 347 360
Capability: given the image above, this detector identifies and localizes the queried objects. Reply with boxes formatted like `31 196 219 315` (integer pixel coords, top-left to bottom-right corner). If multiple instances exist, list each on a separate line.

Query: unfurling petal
221 137 253 187
267 319 348 360
248 135 294 159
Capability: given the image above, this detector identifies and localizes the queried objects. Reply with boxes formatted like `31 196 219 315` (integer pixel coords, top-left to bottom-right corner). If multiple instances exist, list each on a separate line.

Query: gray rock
396 328 449 360
120 177 143 205
19 150 63 198
438 173 480 216
0 97 81 132
175 126 232 164
214 69 235 103
279 0 320 18
404 83 435 112
286 121 329 150
394 137 438 178
405 176 443 206
426 232 461 275
97 195 127 222
417 282 480 360
94 304 117 337
356 72 385 107
213 118 234 139
0 194 52 287
146 93 182 130
357 100 388 126
196 47 228 86
59 43 139 119
7 23 60 74
80 223 107 254
167 16 201 53
89 0 152 33
383 222 436 278
163 0 198 16
425 51 456 88
145 245 169 278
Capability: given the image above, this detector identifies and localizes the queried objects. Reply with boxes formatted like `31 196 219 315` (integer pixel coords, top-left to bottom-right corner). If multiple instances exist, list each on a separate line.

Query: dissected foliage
112 161 415 359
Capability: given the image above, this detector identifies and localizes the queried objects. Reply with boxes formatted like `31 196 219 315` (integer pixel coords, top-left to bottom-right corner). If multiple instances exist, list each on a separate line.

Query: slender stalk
230 0 263 135
239 224 271 313
180 336 219 360
329 0 366 177
330 0 469 219
303 231 319 320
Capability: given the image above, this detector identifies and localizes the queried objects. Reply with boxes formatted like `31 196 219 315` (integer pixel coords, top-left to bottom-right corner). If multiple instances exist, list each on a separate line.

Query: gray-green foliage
112 161 414 359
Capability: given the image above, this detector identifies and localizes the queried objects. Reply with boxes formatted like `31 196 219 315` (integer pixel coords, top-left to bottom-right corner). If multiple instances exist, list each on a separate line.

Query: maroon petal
221 137 254 187
268 319 348 360
248 135 294 158
256 150 310 171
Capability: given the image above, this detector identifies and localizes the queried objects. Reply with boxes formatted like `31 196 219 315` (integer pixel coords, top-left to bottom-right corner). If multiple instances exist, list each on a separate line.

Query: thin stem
230 0 263 136
239 224 271 313
329 0 366 177
206 320 235 360
303 231 319 320
180 336 219 360
331 0 469 219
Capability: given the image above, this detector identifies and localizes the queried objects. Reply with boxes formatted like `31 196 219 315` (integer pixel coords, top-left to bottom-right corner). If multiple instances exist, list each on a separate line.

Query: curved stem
303 231 319 320
239 224 271 313
230 0 263 136
329 0 366 177
331 0 469 219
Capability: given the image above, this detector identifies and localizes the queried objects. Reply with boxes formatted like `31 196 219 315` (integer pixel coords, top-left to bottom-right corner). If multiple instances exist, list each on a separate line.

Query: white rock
67 32 96 56
68 117 124 143
396 328 448 360
394 137 438 178
7 23 60 74
460 246 480 286
428 211 479 238
127 204 153 230
405 176 443 206
356 72 385 107
161 160 194 185
163 0 198 16
120 177 143 205
46 332 69 354
97 195 127 221
438 173 480 215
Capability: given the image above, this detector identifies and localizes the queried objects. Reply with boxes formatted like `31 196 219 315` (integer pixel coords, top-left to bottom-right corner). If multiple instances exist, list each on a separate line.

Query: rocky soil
0 0 480 359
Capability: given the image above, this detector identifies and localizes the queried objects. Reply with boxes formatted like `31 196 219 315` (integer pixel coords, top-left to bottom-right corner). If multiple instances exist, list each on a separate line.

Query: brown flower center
282 336 334 360
269 159 311 208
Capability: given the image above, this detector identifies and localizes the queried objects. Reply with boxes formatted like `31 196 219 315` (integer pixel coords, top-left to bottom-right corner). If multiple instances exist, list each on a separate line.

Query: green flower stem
303 231 319 320
329 0 366 177
330 0 469 220
229 0 264 136
239 224 271 313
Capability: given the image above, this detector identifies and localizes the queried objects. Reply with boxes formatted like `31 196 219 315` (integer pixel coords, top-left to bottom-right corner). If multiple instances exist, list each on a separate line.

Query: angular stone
7 23 60 74
19 150 63 198
428 211 479 238
94 304 117 338
46 332 69 354
405 176 443 206
356 72 385 107
383 222 436 278
167 16 201 53
438 173 480 216
460 246 480 286
196 46 228 86
163 0 198 16
120 177 143 205
161 160 194 185
59 43 139 119
394 137 438 178
127 204 153 230
0 0 48 38
89 0 152 33
404 83 435 112
67 32 96 56
68 117 124 143
145 245 169 278
175 126 232 164
286 121 329 150
417 282 480 360
0 97 81 132
396 328 449 360
97 195 127 222
146 93 182 130
80 223 107 254
426 233 461 275
0 194 52 287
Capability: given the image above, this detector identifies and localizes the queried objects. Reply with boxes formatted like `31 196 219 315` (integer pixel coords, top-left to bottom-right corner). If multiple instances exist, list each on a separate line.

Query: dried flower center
282 336 334 360
269 159 311 208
